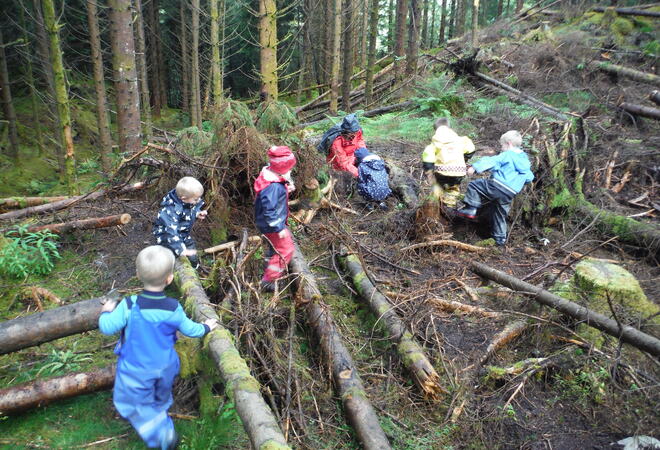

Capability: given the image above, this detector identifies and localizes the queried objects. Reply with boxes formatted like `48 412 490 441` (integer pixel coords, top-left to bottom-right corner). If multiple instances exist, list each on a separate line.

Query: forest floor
1 5 659 450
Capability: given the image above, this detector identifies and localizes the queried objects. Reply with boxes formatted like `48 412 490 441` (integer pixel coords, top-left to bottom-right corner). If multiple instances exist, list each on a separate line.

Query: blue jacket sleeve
98 298 130 335
174 305 209 337
472 154 503 174
259 184 287 233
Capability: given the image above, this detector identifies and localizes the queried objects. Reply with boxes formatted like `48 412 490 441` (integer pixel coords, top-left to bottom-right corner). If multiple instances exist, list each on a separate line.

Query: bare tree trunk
594 61 660 87
154 0 168 108
86 0 114 172
19 2 44 156
0 29 19 158
329 0 342 114
173 260 291 449
515 0 523 13
0 196 69 210
364 0 380 104
42 0 76 193
210 0 223 104
406 0 420 75
387 0 395 52
133 0 153 141
394 0 408 79
26 213 131 234
0 292 121 355
455 0 466 36
341 0 355 111
471 0 480 47
360 0 369 69
430 0 438 48
470 262 660 357
109 0 142 156
448 0 456 37
190 0 203 127
421 0 429 49
497 0 503 17
439 0 448 42
0 366 116 415
619 102 660 120
180 3 190 114
259 0 278 101
146 0 161 117
289 246 392 449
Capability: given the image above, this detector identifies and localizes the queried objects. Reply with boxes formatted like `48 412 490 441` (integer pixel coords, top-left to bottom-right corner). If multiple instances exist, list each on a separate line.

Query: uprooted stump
289 245 392 450
338 247 446 400
384 158 419 208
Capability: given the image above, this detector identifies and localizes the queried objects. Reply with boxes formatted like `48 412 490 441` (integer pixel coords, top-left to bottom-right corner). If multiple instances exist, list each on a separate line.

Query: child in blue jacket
354 147 392 210
153 177 207 268
455 130 534 246
99 245 217 449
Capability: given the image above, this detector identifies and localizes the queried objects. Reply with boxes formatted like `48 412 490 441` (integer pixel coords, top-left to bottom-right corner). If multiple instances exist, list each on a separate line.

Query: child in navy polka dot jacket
354 147 392 210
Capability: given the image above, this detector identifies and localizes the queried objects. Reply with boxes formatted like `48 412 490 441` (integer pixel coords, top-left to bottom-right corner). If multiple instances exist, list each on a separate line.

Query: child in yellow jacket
422 117 475 208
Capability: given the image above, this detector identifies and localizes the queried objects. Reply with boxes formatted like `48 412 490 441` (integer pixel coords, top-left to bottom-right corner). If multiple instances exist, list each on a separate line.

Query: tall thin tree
259 0 278 100
439 0 448 43
180 3 190 114
108 0 142 156
405 0 420 75
42 0 76 191
387 0 395 52
341 0 355 111
394 0 408 79
421 0 429 49
471 0 480 47
19 1 44 155
146 0 161 117
329 0 342 114
364 0 379 105
86 0 113 172
210 0 223 104
190 0 202 127
0 29 19 158
134 0 153 141
429 0 437 48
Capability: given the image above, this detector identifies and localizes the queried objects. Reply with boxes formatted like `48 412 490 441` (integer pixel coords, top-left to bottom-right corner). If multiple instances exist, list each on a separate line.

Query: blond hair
136 245 175 287
175 177 204 198
500 130 523 148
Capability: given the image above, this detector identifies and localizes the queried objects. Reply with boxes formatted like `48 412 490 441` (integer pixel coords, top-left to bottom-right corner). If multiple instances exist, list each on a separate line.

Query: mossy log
0 182 146 221
593 62 660 87
591 6 660 18
289 245 392 450
25 213 131 234
619 102 660 120
470 261 660 357
0 196 69 211
338 248 446 400
0 291 121 356
0 365 115 416
384 159 419 208
173 259 290 450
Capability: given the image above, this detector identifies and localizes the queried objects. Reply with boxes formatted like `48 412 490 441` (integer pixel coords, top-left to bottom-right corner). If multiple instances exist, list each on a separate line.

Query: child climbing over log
98 245 217 449
152 176 207 269
455 130 534 246
254 146 297 292
421 117 475 209
317 113 367 177
354 147 392 210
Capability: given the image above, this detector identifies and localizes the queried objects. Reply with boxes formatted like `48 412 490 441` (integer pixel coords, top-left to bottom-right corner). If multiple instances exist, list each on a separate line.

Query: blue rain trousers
462 178 515 245
113 302 180 449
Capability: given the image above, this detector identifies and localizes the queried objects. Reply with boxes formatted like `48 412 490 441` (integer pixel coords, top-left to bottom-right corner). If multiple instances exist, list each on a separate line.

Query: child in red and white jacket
253 146 297 292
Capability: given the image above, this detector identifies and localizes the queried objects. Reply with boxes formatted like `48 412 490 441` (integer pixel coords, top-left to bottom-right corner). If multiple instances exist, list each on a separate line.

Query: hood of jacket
254 167 287 194
340 114 361 133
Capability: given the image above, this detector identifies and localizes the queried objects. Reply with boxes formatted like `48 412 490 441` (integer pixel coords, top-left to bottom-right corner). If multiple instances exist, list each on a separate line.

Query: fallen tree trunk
298 100 413 128
0 182 147 221
650 90 660 106
0 291 121 355
289 245 392 450
173 259 290 449
25 214 131 234
619 102 660 120
0 365 115 415
0 196 69 210
593 62 660 87
470 261 660 357
479 320 530 366
203 235 262 254
591 6 660 18
385 159 419 208
338 247 446 400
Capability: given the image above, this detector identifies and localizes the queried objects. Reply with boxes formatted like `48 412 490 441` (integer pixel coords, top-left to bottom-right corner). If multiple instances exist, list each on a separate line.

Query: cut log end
119 213 132 224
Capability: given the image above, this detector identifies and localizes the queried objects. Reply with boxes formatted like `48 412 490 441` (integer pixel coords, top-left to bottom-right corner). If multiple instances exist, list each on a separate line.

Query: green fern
0 226 61 279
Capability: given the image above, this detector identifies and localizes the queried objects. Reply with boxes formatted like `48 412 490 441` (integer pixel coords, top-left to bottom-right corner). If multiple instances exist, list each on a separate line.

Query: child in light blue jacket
455 130 534 246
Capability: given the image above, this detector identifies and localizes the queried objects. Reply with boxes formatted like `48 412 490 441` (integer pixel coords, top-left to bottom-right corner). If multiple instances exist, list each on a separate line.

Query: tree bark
0 196 69 210
515 0 523 13
133 0 153 141
339 247 446 399
593 61 660 87
0 292 121 355
289 246 392 450
421 0 429 49
0 181 146 221
341 0 355 111
455 0 467 36
25 213 131 234
109 0 142 156
394 0 408 79
429 0 437 48
154 0 168 109
0 29 19 158
146 0 161 117
42 0 77 191
329 0 342 114
86 0 114 172
364 0 380 104
18 2 44 156
471 0 480 47
190 0 203 127
173 259 290 449
619 102 660 120
470 261 660 357
259 0 278 101
591 6 660 18
180 3 190 114
0 366 116 415
387 0 395 52
439 0 448 43
210 0 223 103
406 0 421 75
497 0 504 17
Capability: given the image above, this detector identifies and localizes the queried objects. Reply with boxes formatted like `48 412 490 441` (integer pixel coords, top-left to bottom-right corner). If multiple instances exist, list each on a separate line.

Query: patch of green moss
611 17 634 36
177 337 203 378
475 238 496 247
259 440 291 450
